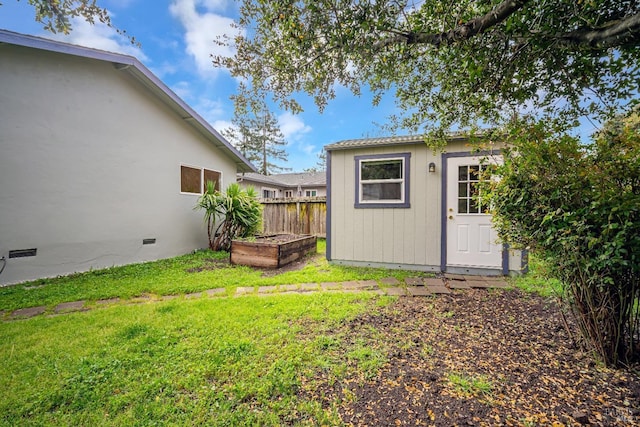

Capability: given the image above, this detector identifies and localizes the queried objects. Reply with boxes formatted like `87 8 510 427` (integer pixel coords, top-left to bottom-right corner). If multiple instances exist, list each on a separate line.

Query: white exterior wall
328 143 443 270
0 45 238 285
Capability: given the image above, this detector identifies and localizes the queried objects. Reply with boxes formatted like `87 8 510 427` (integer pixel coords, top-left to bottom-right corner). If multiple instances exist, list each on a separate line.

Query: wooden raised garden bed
230 234 317 268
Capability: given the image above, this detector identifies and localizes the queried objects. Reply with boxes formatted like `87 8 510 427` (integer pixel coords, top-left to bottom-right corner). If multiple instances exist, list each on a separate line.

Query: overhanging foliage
215 0 639 140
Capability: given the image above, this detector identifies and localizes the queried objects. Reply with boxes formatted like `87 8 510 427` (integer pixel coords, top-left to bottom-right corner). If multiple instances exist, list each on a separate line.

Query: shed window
355 153 410 208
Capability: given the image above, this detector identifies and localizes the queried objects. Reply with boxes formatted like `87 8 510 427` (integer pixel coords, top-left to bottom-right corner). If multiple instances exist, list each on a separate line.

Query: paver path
3 275 510 321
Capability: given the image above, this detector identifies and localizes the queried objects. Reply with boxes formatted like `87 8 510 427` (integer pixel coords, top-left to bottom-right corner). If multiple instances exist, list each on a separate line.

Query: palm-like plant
195 181 262 251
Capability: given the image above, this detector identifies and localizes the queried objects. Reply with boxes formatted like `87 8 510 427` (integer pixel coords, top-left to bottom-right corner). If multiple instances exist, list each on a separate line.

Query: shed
0 30 256 285
325 135 526 276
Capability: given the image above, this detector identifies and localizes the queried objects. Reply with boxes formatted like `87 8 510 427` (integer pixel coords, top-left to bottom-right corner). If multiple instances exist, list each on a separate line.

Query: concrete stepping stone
258 286 278 293
405 277 424 286
466 279 492 288
280 284 299 292
205 288 226 297
358 280 379 289
53 300 87 313
447 281 471 289
341 281 361 290
131 295 153 303
379 277 401 286
384 287 407 296
161 295 179 301
185 292 202 299
10 306 46 319
299 283 320 292
427 285 452 294
342 280 379 290
407 286 434 296
321 282 342 290
445 273 466 281
96 298 120 305
424 278 445 287
235 286 255 295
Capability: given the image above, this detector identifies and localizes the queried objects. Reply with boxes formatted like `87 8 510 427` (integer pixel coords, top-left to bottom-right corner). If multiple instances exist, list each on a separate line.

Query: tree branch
375 0 529 48
375 1 640 51
557 12 640 48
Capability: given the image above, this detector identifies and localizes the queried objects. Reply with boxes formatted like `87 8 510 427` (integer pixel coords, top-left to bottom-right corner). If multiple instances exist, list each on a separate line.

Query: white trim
358 156 406 205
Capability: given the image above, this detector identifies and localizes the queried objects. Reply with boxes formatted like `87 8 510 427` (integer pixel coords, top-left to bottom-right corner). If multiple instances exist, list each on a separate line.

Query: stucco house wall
0 31 255 285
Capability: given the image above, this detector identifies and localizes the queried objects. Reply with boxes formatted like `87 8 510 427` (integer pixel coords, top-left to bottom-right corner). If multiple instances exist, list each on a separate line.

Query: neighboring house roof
0 29 256 173
238 171 326 188
324 132 479 151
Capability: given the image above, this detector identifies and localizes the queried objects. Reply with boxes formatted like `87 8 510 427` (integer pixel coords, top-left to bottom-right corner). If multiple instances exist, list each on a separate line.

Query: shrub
485 113 640 366
195 182 262 251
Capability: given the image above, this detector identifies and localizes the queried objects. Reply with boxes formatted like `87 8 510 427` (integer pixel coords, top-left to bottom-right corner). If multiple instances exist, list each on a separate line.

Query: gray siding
0 44 238 285
329 144 444 269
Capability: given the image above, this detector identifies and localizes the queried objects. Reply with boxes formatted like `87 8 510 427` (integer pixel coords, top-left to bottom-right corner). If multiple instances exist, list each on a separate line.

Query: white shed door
446 156 502 268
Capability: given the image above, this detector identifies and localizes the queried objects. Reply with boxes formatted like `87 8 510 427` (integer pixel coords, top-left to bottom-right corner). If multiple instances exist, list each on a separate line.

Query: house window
457 164 492 214
284 190 293 198
262 187 277 198
355 153 410 208
181 165 221 194
181 165 201 194
305 189 317 197
204 169 221 192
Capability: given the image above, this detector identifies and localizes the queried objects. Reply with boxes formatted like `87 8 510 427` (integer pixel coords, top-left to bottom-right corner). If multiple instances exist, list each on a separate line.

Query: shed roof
324 132 475 151
0 29 256 173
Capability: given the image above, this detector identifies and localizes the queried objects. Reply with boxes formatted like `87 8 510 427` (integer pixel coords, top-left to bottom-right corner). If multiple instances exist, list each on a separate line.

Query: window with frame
262 188 277 198
284 190 293 198
180 165 221 194
305 189 317 197
457 164 493 214
355 153 410 208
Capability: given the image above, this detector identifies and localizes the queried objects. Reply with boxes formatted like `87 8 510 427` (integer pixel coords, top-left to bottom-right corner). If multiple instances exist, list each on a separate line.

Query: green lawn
0 292 390 426
0 239 431 313
0 240 563 426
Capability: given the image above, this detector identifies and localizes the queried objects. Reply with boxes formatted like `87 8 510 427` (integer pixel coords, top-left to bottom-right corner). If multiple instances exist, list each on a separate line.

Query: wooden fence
260 197 327 237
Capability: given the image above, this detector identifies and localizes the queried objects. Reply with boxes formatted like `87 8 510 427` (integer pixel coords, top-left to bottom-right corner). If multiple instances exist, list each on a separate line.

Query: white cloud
278 112 312 142
169 0 241 76
50 16 147 61
199 0 229 11
170 81 193 100
193 97 226 124
213 119 233 132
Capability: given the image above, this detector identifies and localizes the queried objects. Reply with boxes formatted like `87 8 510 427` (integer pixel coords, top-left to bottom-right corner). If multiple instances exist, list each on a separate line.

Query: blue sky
0 0 400 172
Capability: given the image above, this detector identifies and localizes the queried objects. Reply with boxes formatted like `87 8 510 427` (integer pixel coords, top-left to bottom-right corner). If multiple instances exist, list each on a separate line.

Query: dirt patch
302 289 640 426
259 251 324 277
245 234 310 243
185 258 230 273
